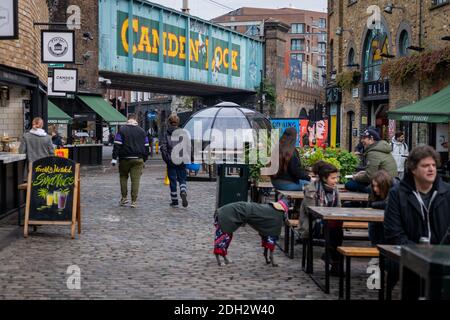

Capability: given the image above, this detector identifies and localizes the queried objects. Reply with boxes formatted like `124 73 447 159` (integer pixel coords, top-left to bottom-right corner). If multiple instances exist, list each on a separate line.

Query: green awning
388 85 450 123
48 100 72 124
77 95 127 125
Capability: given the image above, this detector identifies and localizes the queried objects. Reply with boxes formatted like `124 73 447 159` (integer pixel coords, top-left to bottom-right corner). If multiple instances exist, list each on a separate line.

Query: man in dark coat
213 199 289 266
384 145 450 299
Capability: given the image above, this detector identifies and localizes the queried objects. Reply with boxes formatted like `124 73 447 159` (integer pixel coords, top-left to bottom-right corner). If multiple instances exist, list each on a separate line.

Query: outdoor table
0 153 26 220
305 206 384 293
377 244 401 300
400 245 450 300
276 190 369 202
250 181 274 203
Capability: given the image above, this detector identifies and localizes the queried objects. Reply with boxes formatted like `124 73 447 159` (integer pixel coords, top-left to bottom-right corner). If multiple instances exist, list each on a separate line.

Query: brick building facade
0 0 49 138
327 0 450 161
212 7 327 118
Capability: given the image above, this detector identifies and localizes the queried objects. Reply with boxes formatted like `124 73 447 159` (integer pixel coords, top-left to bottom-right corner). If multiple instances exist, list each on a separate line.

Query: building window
291 53 305 62
348 48 355 65
291 23 305 34
398 30 410 57
318 43 326 54
319 18 326 28
291 39 305 51
363 23 390 82
329 40 334 74
432 0 449 6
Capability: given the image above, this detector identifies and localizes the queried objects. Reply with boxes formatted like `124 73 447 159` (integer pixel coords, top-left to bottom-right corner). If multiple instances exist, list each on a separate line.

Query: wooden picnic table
305 206 384 293
377 244 401 301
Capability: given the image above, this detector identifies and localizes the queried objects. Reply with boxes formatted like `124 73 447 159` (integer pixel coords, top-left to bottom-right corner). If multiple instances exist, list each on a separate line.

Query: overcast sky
153 0 327 20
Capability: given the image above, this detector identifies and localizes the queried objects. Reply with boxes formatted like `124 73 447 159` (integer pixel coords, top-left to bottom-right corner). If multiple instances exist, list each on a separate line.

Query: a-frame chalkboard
24 156 81 238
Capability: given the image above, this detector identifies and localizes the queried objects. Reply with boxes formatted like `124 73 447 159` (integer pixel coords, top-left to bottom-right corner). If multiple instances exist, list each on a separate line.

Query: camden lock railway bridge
98 0 264 97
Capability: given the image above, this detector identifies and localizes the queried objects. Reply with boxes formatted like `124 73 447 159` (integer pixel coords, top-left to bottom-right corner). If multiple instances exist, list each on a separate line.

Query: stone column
264 20 290 117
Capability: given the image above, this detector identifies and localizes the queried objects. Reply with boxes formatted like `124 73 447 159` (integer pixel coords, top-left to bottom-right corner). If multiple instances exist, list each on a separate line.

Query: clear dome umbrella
182 102 272 164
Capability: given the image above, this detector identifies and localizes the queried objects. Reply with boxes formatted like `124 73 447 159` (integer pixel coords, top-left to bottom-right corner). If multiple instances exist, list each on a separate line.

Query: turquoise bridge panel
99 0 263 92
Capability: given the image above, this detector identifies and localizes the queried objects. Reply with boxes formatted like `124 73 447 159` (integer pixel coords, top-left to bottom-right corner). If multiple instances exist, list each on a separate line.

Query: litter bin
216 164 249 208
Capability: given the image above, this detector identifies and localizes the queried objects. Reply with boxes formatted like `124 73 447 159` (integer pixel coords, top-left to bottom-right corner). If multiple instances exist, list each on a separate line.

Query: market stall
50 94 127 165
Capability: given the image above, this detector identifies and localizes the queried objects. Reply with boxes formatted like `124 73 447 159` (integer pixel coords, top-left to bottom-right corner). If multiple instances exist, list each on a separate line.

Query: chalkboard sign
24 156 81 238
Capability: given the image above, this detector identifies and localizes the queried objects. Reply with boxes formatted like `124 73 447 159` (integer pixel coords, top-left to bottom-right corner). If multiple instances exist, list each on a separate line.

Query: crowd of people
269 125 450 291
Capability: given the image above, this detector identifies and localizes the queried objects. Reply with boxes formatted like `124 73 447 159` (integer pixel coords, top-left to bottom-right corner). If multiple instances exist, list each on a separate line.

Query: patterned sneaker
130 201 137 208
181 192 188 208
119 198 129 206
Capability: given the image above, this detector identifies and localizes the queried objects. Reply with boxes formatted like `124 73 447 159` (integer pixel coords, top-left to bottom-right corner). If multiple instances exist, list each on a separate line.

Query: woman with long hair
299 160 342 275
368 170 396 247
270 127 311 191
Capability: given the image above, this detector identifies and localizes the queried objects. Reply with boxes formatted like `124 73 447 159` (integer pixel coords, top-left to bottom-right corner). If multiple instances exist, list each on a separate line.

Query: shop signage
0 0 18 39
436 124 449 153
352 88 359 98
364 80 389 98
361 116 368 125
53 68 78 93
24 156 81 238
48 77 66 97
41 30 75 63
326 87 342 104
74 113 96 122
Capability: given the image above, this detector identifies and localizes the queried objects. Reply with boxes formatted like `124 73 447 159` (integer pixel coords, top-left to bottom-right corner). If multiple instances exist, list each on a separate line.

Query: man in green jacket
213 199 289 267
345 128 398 193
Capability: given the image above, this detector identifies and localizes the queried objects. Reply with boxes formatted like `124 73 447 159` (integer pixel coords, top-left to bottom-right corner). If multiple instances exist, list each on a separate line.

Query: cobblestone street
0 161 393 300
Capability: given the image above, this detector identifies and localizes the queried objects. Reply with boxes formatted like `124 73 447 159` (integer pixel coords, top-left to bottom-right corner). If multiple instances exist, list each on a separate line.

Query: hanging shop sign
0 0 18 39
48 77 66 97
41 30 75 63
326 87 342 104
53 68 78 93
364 80 389 99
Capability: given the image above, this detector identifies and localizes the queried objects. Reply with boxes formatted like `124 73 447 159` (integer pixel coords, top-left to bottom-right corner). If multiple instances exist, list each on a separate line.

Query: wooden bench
343 222 369 229
337 246 379 300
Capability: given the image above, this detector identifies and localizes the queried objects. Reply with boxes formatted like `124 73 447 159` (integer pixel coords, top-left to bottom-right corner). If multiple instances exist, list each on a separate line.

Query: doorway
347 111 355 152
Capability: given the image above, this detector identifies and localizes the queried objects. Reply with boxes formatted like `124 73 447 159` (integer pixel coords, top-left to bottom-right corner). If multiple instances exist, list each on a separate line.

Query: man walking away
391 131 409 179
160 114 188 208
111 113 149 208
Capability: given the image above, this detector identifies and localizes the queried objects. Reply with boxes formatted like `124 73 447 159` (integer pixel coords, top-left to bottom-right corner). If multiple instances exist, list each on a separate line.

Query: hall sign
117 11 241 77
0 0 18 39
364 80 389 98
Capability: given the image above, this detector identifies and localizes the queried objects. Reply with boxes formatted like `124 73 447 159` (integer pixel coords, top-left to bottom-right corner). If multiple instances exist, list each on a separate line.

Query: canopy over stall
388 85 450 123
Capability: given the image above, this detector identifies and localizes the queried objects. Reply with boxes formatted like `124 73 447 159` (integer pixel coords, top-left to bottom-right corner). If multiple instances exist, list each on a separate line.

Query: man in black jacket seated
384 145 450 298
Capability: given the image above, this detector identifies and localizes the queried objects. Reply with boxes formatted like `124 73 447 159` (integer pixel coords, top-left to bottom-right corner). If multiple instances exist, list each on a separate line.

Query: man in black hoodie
384 145 450 298
112 113 149 208
160 114 188 207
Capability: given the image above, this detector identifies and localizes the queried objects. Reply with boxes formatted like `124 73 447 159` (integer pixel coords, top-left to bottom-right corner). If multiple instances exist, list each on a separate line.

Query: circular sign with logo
48 37 69 58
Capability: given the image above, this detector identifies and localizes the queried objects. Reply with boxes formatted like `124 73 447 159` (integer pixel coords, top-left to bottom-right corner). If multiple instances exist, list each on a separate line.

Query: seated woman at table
367 170 398 266
270 127 311 191
298 161 342 275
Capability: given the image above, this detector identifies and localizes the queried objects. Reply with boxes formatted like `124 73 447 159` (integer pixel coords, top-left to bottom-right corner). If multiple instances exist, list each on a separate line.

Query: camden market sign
117 11 241 77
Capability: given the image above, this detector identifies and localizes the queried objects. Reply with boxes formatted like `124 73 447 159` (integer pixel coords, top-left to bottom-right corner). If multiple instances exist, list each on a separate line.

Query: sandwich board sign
24 156 81 238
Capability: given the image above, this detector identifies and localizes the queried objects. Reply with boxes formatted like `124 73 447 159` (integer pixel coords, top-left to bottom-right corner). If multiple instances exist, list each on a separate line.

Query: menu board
24 156 81 238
